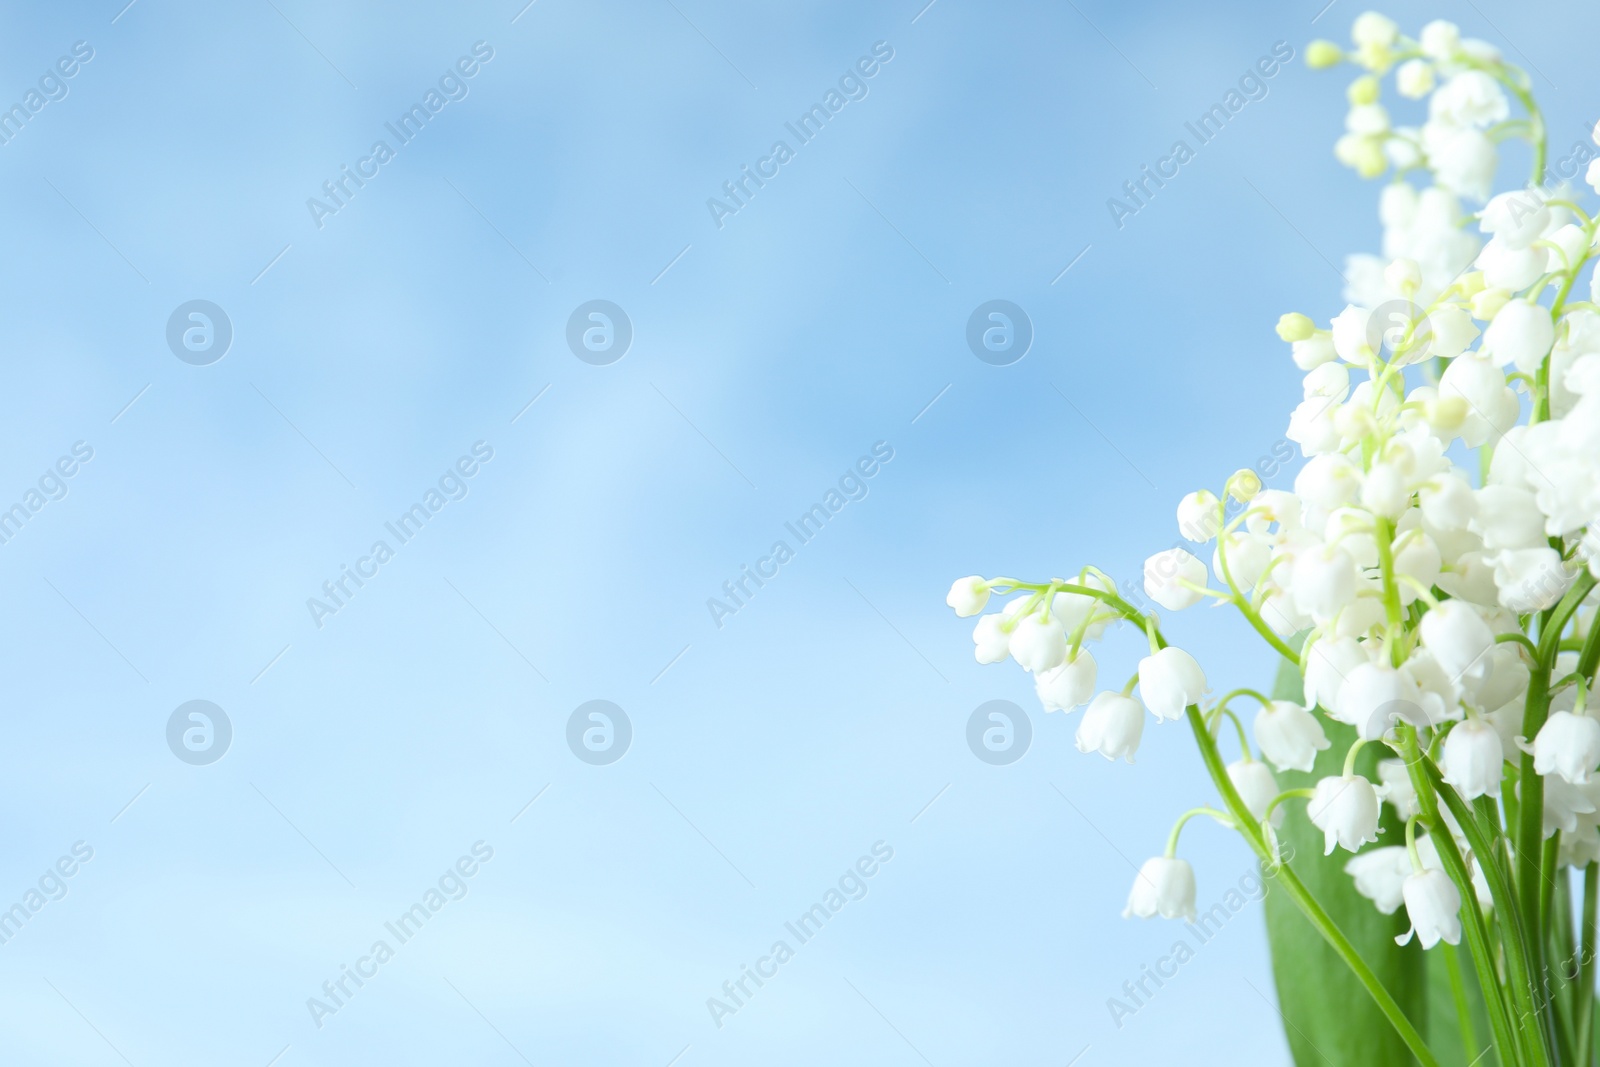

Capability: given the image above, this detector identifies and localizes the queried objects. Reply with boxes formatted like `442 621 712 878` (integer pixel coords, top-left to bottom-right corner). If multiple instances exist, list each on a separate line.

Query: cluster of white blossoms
947 10 1600 979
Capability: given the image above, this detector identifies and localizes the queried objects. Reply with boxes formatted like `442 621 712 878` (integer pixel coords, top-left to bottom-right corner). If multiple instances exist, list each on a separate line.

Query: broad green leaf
1261 654 1428 1066
1421 946 1497 1067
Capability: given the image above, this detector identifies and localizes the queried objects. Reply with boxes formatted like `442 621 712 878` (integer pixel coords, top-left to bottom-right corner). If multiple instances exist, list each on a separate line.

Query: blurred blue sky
0 0 1592 1063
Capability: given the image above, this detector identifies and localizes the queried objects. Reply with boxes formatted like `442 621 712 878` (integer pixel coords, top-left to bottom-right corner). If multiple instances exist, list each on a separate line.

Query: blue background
0 0 1591 1063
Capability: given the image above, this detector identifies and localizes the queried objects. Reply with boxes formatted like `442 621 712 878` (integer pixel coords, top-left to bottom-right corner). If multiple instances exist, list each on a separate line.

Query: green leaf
1421 946 1497 1067
1261 655 1428 1066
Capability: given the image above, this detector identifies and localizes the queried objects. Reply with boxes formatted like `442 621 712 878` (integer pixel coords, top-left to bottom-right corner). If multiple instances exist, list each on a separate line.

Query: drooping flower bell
1137 647 1207 722
1526 711 1600 785
1308 774 1381 855
945 576 990 617
1254 700 1331 773
1397 868 1462 949
1441 717 1504 798
1076 692 1144 763
1122 857 1196 921
1228 759 1284 827
1035 649 1096 713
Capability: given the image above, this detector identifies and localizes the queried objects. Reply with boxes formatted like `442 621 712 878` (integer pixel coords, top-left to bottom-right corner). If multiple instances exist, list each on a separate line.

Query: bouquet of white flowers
948 13 1600 1066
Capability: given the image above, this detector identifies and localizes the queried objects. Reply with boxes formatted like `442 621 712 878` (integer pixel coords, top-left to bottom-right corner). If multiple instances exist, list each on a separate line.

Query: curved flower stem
1165 806 1234 857
1207 705 1253 759
1262 788 1314 827
1214 532 1301 668
1184 702 1441 1067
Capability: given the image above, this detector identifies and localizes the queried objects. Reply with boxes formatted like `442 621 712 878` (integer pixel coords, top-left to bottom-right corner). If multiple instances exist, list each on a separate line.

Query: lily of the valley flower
1526 711 1600 785
1308 774 1382 855
1137 647 1207 721
1228 759 1284 827
1122 857 1196 921
1441 717 1503 798
1397 868 1462 949
1254 700 1332 773
1076 692 1144 763
1035 649 1096 712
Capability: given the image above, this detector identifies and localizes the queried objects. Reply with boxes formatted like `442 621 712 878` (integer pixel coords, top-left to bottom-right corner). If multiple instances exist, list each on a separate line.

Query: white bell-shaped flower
1376 758 1421 820
1346 846 1410 914
1479 191 1551 250
1228 759 1283 827
1303 635 1370 719
1143 548 1207 611
1292 543 1359 621
1122 857 1196 921
1076 692 1144 763
1419 600 1496 683
945 576 990 617
1338 661 1429 740
1441 717 1504 798
1308 774 1382 855
1397 868 1462 949
1483 300 1555 374
1254 700 1331 773
1035 649 1096 712
1527 711 1600 785
1007 612 1066 673
1177 490 1222 542
1137 647 1207 722
972 613 1010 664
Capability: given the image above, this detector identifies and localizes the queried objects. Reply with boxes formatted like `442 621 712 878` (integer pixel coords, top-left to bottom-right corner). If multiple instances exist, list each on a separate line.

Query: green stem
1423 757 1553 1067
1186 705 1441 1067
1580 863 1598 1067
1443 942 1482 1067
1401 727 1536 1066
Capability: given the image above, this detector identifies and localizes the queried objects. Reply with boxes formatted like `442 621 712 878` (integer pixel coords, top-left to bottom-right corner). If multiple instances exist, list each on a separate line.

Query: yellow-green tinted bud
1306 40 1343 69
1276 312 1315 342
1226 469 1262 503
1471 287 1511 321
1457 271 1487 297
1346 75 1380 106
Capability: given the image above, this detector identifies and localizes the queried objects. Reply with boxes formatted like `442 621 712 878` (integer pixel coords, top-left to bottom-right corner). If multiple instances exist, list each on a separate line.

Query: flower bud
1123 857 1196 921
1177 489 1222 542
1346 75 1380 106
1227 469 1263 503
1276 312 1315 342
945 576 990 617
1308 774 1381 854
1396 59 1434 99
1470 287 1511 322
1306 39 1343 69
